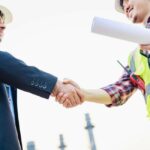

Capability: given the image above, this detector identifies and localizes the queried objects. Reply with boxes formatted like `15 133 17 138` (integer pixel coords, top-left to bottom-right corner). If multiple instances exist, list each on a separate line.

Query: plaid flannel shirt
102 17 150 107
102 66 137 107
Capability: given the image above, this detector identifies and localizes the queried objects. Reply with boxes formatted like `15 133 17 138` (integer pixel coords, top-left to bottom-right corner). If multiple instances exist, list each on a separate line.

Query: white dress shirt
5 84 15 120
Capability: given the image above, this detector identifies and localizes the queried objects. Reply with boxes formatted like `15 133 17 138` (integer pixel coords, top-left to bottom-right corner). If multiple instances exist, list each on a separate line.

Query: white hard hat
115 0 124 13
0 5 13 24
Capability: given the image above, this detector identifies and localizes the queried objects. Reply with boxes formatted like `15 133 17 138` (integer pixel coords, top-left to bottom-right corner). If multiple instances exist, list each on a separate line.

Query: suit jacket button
31 81 34 86
35 83 39 87
43 85 47 89
39 85 43 88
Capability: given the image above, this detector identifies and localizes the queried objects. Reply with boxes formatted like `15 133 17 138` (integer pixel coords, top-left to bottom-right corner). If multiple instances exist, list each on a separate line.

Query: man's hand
52 80 84 107
62 78 84 107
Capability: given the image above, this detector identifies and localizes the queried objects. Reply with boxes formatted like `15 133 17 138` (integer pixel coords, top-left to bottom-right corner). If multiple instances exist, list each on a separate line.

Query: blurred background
1 0 150 149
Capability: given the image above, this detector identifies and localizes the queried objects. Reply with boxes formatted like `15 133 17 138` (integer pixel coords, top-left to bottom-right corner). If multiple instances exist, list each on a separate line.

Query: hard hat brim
115 0 124 13
0 5 13 24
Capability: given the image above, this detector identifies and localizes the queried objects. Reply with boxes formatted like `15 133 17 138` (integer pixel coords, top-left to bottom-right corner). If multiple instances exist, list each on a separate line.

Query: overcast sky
1 0 150 150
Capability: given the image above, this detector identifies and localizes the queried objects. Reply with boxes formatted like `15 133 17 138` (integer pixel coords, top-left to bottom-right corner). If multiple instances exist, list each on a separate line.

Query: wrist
52 80 62 96
81 88 90 101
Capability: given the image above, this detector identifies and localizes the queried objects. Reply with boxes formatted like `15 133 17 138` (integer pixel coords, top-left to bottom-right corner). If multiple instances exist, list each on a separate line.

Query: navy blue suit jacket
0 51 57 150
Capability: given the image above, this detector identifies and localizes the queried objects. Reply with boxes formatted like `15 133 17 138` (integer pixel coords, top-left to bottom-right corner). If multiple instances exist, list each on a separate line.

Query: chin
132 16 141 23
0 36 3 41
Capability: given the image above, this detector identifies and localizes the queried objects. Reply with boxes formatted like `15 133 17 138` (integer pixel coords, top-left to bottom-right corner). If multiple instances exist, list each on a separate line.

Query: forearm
0 51 58 98
82 88 112 105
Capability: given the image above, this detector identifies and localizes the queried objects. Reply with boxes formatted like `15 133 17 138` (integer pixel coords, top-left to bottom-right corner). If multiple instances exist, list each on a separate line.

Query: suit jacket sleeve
0 51 58 99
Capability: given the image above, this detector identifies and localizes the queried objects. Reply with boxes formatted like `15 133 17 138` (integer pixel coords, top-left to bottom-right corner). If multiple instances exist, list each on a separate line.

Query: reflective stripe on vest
128 49 150 117
145 84 150 117
145 84 150 98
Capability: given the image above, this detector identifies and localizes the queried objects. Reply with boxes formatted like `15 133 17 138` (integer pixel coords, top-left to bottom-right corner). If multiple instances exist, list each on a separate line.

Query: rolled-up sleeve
101 66 137 107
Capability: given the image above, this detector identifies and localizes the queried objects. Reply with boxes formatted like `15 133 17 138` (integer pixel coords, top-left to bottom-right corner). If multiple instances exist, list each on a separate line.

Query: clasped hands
52 79 84 108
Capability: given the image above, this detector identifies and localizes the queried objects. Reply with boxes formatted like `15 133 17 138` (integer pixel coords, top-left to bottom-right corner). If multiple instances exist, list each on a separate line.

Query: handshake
52 79 84 108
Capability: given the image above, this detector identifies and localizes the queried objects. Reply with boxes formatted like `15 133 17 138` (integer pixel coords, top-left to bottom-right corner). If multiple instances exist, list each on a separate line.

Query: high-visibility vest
128 49 150 117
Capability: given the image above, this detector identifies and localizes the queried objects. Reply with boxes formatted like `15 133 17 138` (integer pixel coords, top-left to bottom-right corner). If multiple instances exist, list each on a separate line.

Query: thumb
63 78 80 89
63 78 71 84
75 88 84 102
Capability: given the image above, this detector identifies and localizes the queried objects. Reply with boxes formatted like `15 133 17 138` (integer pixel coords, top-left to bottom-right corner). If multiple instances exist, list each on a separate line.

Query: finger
61 94 73 107
72 92 81 105
59 95 68 104
51 93 54 97
63 79 73 84
56 92 64 102
63 99 72 108
75 88 84 103
63 78 70 82
71 89 84 106
63 78 72 83
66 98 77 108
63 79 80 88
64 93 76 106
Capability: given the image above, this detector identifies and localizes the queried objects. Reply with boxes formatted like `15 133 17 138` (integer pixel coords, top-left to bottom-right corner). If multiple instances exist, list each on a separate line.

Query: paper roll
91 16 150 44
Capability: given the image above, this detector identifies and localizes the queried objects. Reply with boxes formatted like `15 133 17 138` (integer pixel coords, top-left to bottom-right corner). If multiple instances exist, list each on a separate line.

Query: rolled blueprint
91 16 150 44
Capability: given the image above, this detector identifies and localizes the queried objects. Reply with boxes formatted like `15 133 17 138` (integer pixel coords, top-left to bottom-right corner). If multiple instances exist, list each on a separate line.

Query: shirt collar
140 49 150 58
